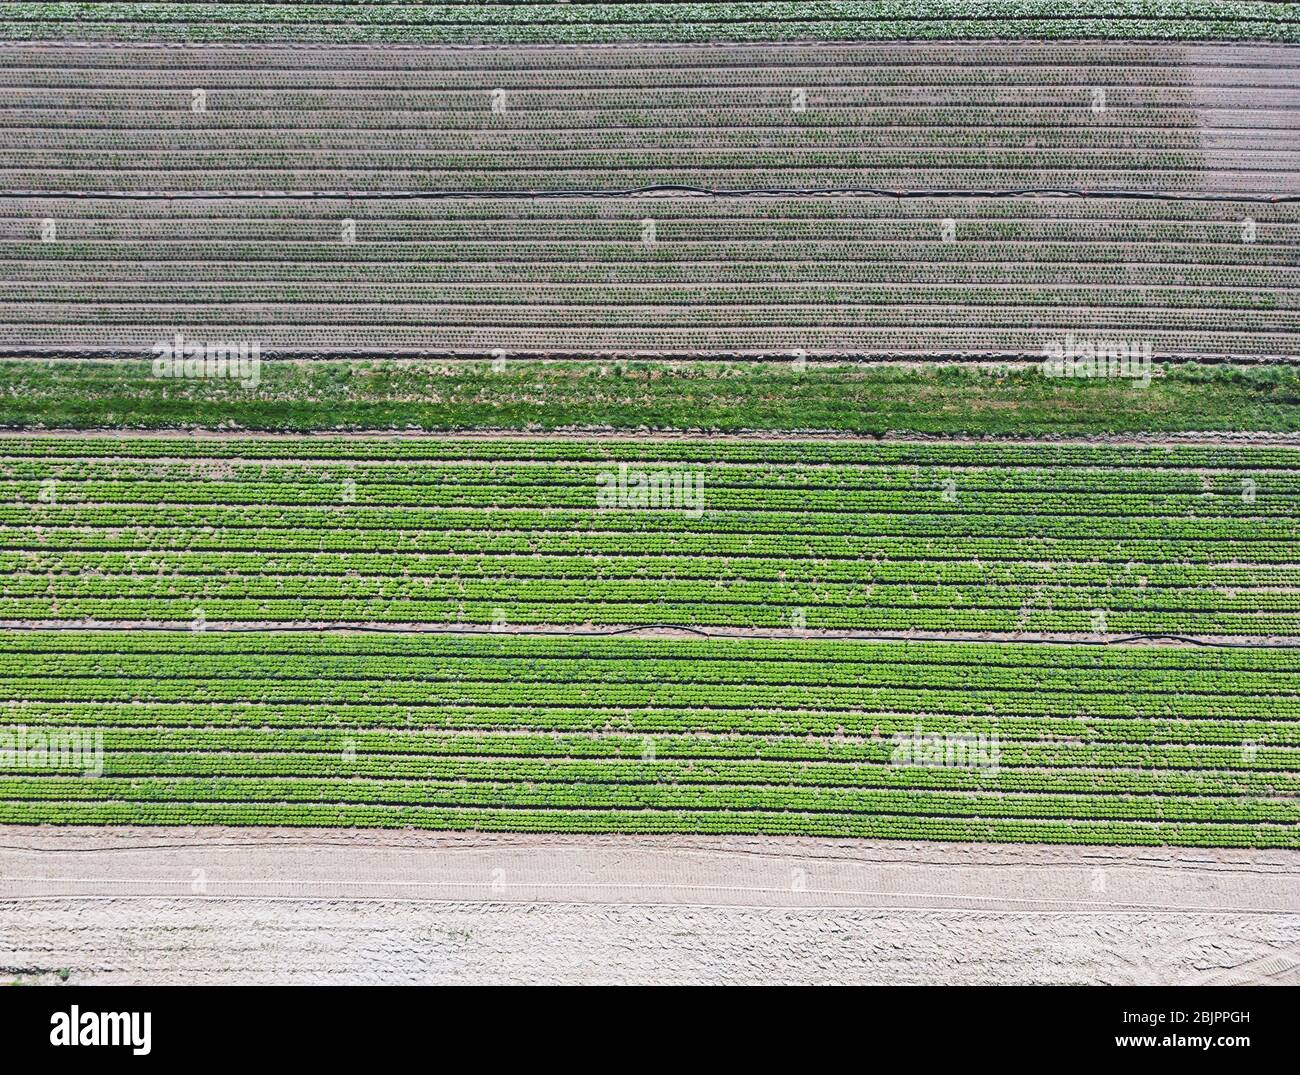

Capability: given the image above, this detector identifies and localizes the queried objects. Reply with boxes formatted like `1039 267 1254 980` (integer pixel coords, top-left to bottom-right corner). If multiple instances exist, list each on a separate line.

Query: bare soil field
1 829 1295 984
2 41 1296 360
5 41 1296 195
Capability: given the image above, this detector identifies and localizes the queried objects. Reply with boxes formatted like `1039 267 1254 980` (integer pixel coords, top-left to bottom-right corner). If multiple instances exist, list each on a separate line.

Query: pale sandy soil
2 829 1295 985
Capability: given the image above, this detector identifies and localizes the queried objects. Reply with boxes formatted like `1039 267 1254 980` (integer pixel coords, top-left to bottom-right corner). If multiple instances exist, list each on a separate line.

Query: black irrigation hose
9 185 1300 202
2 621 1299 647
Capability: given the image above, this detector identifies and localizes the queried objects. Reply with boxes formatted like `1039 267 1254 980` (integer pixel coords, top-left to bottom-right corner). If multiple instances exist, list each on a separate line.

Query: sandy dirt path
2 829 1295 985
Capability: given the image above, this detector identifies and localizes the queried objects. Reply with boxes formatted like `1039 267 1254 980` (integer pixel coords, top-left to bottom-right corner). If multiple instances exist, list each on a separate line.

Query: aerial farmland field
0 0 1297 1014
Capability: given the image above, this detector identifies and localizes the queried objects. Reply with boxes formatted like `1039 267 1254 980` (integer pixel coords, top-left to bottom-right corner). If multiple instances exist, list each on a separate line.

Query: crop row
14 285 1299 315
8 505 1295 539
7 689 1298 733
12 650 1299 695
8 219 1298 243
0 39 1285 77
22 239 1290 260
6 579 1298 616
0 118 1248 142
15 328 1291 354
0 79 1261 100
6 682 1298 726
0 89 1261 111
10 304 1296 333
6 528 1295 565
14 300 1293 326
12 169 1288 197
4 775 1296 824
7 750 1296 798
12 145 1232 164
6 438 1294 470
7 130 1244 152
11 482 1299 516
14 241 1288 265
6 601 1299 633
8 194 1294 224
5 210 1290 238
0 800 1291 847
8 553 1297 589
14 264 1291 290
9 719 1296 767
9 468 1291 496
7 630 1299 672
11 178 1286 203
11 461 1298 493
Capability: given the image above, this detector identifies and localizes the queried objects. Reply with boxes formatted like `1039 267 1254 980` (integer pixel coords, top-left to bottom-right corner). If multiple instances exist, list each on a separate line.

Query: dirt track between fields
2 830 1296 984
